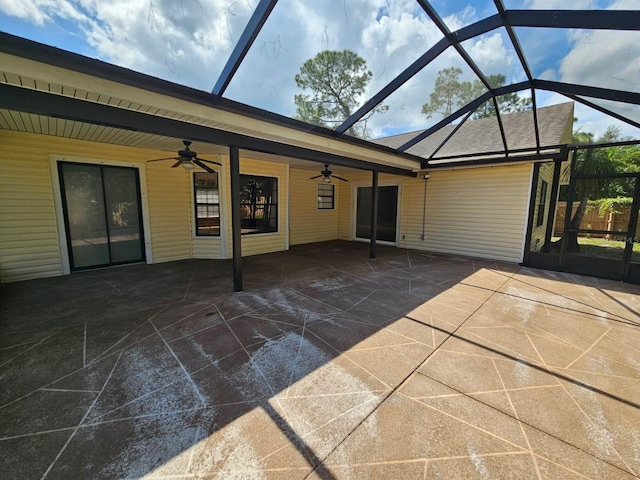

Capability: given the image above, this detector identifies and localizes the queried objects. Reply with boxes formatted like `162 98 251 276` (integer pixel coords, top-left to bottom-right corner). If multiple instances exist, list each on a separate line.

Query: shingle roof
375 102 574 161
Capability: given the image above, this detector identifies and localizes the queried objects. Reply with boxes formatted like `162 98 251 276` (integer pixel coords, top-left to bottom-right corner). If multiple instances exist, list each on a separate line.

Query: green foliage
570 125 640 200
421 68 531 120
592 197 632 217
293 50 387 139
421 67 467 118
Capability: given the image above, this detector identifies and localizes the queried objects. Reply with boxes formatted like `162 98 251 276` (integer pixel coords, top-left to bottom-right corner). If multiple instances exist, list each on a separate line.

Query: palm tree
556 127 623 252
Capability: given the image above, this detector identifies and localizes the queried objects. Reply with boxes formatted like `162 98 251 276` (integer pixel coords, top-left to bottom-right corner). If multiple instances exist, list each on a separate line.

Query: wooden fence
554 201 639 238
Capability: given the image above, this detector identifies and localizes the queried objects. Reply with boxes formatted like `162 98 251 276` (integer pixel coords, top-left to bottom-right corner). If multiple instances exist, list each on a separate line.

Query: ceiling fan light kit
147 139 221 173
309 163 348 183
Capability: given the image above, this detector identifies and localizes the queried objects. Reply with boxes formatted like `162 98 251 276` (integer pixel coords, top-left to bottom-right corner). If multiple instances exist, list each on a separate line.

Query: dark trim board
504 9 640 30
522 162 541 266
535 80 640 107
423 151 565 170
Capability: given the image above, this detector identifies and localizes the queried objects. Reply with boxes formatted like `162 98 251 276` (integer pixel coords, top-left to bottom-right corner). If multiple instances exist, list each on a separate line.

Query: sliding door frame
351 179 402 246
50 155 153 275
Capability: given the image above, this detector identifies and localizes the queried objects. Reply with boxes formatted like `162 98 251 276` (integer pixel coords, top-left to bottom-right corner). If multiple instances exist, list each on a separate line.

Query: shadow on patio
1 241 639 479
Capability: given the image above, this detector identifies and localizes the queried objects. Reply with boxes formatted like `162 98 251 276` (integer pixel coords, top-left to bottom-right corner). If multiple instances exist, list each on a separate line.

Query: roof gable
375 102 575 163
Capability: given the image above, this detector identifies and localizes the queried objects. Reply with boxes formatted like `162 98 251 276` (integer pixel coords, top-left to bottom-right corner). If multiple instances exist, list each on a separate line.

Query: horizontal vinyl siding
145 165 192 262
0 131 196 281
399 164 531 262
289 168 340 245
192 238 223 259
0 141 61 282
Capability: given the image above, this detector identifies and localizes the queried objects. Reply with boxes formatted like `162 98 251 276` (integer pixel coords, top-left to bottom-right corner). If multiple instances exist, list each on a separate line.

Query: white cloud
3 0 634 140
537 91 639 139
539 68 556 81
573 102 640 139
441 5 476 31
515 0 640 138
0 0 256 90
1 0 509 136
463 32 513 76
555 0 640 137
560 30 640 92
0 0 90 25
0 0 534 136
0 0 53 25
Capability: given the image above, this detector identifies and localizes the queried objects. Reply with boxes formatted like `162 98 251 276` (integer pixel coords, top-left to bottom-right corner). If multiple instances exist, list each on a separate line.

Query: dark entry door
59 162 145 270
356 185 398 243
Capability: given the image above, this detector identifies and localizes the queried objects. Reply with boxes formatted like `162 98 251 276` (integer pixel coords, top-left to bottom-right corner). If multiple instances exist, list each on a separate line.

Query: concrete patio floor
1 240 639 479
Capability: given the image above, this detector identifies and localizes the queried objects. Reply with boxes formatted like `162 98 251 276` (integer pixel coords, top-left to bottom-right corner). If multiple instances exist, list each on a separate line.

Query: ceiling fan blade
308 175 323 180
171 160 183 168
197 158 222 166
147 157 179 163
193 159 215 173
332 175 349 182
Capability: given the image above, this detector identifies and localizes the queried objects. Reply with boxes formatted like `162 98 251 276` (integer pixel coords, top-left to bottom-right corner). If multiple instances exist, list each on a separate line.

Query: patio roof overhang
0 82 416 177
0 33 422 177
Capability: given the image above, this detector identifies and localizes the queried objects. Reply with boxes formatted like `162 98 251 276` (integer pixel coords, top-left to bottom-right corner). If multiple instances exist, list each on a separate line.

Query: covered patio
1 241 639 479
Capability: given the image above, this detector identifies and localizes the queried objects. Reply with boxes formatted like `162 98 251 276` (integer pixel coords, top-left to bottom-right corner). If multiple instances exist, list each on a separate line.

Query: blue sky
0 0 638 140
0 12 91 54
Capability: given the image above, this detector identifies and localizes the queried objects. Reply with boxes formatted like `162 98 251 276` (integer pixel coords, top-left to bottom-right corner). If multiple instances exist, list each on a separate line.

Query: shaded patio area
1 241 639 479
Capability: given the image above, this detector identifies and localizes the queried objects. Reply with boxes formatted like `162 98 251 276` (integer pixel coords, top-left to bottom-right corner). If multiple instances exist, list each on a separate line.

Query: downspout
421 173 430 241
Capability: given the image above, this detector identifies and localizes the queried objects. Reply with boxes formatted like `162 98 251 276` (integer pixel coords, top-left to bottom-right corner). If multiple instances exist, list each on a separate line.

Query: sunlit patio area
1 241 639 479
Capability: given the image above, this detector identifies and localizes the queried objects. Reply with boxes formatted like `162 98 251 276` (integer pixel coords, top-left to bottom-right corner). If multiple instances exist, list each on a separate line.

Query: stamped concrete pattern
1 241 639 479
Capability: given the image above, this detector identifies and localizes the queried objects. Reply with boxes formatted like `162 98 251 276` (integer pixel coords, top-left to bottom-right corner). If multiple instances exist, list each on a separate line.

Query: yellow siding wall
0 129 539 281
192 233 224 260
145 163 192 263
289 168 340 245
398 164 532 262
0 131 202 282
0 131 292 282
0 135 61 282
220 156 288 257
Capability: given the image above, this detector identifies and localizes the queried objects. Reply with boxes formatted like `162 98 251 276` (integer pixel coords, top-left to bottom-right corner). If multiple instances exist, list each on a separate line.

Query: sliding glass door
355 185 398 243
59 162 145 270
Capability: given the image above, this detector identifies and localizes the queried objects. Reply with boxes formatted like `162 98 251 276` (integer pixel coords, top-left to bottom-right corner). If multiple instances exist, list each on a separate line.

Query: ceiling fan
147 139 221 173
309 164 348 183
